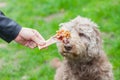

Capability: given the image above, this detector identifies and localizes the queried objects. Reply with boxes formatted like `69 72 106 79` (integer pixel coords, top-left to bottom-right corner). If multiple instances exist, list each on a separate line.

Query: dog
52 16 113 80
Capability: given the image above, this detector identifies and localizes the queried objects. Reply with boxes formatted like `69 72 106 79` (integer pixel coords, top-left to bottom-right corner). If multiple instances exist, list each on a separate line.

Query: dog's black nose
64 45 72 51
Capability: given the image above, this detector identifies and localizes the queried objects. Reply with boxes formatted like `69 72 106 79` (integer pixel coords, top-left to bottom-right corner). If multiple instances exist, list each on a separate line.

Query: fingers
25 41 37 49
31 30 46 46
31 35 46 46
32 30 45 41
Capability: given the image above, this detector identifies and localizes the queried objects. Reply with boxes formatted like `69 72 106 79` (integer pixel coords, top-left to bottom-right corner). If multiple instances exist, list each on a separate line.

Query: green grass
0 0 120 80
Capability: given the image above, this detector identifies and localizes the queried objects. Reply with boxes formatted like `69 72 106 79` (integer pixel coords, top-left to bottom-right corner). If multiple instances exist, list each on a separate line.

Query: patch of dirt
12 50 25 67
101 32 116 47
101 32 115 40
0 43 7 48
32 66 40 73
21 75 29 80
44 11 65 22
0 58 5 69
0 2 7 8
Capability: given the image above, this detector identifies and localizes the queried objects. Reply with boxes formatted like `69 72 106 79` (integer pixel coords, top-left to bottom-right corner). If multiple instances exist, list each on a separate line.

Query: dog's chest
63 63 99 80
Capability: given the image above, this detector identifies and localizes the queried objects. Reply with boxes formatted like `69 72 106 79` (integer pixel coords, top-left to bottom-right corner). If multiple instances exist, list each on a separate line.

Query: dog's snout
64 45 72 51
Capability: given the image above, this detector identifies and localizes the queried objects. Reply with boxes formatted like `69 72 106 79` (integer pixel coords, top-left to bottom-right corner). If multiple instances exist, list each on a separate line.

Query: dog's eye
79 33 85 37
79 33 90 40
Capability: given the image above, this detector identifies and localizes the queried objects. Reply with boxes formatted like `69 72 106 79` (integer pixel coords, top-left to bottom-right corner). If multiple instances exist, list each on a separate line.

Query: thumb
31 35 46 46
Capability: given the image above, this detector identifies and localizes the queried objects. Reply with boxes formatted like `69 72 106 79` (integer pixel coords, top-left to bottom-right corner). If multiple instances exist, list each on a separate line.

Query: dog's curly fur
54 16 113 80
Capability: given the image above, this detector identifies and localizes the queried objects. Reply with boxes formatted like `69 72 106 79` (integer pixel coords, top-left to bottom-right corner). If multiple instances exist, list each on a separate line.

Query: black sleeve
0 11 22 43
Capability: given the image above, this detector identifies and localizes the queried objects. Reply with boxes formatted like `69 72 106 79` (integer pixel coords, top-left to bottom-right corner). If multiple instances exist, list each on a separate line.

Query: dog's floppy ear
93 27 102 49
87 27 102 58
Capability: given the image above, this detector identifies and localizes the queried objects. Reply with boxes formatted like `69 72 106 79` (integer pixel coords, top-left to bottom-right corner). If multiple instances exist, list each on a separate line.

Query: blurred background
0 0 120 80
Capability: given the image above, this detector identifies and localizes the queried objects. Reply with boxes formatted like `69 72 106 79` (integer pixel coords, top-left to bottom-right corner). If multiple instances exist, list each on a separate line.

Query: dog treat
38 37 56 49
38 29 71 49
55 29 71 41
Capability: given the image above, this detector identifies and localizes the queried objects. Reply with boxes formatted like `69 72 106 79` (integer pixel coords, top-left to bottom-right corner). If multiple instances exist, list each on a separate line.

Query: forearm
0 11 22 43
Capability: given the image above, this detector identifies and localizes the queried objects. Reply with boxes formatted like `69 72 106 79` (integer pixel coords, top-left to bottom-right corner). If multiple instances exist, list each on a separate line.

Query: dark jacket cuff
7 24 22 43
0 11 22 43
0 23 22 43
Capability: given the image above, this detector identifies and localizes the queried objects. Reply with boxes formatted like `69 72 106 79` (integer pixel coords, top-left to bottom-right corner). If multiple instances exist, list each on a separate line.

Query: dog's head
57 16 102 62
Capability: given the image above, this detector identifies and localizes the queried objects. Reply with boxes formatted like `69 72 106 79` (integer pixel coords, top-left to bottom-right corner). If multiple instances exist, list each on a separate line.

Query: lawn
0 0 120 80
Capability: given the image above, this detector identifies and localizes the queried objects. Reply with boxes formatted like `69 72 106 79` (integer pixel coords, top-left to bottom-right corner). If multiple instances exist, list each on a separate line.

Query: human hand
14 28 46 48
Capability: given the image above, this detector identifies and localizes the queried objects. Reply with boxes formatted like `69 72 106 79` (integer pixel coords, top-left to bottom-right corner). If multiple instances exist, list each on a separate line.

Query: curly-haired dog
53 16 113 80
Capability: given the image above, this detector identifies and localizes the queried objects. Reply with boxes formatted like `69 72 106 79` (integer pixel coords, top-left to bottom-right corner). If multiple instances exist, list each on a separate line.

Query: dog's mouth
61 43 78 57
61 50 79 59
59 43 72 55
63 50 71 54
61 50 73 56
